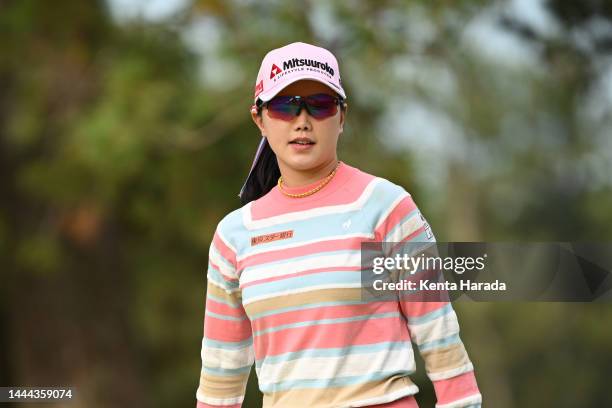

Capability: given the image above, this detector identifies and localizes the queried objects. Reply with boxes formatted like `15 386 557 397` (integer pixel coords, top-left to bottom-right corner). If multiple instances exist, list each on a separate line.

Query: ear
251 105 265 135
338 103 347 134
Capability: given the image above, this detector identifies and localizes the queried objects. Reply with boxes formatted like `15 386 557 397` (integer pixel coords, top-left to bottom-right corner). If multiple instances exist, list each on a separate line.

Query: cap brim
257 74 346 102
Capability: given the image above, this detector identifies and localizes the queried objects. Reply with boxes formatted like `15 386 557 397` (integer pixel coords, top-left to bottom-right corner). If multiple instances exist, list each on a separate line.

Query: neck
278 157 339 187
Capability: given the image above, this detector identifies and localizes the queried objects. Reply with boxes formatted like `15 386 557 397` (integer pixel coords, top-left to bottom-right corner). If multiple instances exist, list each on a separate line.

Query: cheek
323 112 342 132
262 120 288 148
318 121 342 141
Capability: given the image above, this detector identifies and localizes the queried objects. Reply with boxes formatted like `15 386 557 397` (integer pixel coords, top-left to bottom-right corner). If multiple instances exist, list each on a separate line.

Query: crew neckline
279 161 342 194
267 160 353 204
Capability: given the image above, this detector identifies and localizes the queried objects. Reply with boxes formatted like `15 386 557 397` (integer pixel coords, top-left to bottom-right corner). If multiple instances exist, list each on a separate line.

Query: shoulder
331 162 410 204
375 176 412 201
353 166 413 208
349 168 433 238
213 206 247 256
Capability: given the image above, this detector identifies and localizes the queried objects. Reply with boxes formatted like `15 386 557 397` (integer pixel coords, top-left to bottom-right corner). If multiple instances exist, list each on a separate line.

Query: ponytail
239 139 280 205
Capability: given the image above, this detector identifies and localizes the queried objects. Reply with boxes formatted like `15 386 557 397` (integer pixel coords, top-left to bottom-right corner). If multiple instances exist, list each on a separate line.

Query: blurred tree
0 0 611 407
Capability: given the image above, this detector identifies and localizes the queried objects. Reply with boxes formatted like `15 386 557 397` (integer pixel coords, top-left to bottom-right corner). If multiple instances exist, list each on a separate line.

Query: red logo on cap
254 80 263 98
270 64 282 79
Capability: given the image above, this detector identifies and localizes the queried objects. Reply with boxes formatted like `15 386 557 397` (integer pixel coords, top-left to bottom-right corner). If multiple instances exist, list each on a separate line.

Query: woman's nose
293 105 312 131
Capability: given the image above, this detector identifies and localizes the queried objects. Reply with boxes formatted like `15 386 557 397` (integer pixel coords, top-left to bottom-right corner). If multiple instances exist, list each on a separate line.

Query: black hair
239 138 281 205
239 97 347 205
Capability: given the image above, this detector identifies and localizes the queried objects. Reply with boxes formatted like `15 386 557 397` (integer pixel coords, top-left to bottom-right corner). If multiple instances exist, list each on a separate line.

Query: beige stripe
421 343 470 374
207 281 243 305
198 371 249 399
245 287 364 316
263 375 415 408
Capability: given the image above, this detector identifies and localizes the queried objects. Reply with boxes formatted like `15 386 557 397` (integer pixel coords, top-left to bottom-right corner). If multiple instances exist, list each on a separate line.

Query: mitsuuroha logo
269 58 335 81
282 58 334 75
270 64 282 79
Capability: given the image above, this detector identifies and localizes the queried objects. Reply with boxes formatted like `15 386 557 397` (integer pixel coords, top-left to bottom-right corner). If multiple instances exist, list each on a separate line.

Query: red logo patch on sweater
251 230 294 246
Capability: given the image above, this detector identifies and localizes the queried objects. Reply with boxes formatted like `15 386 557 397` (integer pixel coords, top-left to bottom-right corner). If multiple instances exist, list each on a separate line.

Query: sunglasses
257 93 344 121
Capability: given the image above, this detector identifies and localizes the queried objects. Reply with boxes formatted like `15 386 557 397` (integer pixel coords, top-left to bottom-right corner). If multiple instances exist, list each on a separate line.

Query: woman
196 42 482 408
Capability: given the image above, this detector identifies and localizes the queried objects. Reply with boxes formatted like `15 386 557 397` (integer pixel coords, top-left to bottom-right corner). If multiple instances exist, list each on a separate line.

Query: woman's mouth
289 137 315 151
289 137 315 145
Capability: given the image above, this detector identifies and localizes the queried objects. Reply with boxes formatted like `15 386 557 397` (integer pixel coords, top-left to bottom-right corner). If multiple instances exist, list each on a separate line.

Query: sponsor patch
251 230 294 246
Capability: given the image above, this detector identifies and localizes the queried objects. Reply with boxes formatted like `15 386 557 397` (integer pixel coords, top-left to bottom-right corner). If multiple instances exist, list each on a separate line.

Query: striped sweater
196 161 482 408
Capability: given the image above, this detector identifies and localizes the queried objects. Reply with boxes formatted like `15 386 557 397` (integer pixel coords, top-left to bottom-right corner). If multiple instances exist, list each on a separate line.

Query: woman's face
251 79 346 172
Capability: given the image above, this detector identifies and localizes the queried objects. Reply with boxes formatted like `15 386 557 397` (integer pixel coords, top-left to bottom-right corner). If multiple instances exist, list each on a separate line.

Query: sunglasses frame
255 93 346 120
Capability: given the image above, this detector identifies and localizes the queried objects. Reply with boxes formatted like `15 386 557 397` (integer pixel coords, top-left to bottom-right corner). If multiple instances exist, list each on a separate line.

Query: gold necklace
278 161 341 198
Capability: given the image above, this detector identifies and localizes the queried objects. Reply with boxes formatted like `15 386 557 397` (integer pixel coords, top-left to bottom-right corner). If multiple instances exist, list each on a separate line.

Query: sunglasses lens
305 94 338 119
266 96 299 120
265 94 340 121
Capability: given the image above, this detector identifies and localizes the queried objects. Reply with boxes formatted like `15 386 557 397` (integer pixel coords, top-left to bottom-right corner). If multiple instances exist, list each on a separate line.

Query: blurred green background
1 0 612 407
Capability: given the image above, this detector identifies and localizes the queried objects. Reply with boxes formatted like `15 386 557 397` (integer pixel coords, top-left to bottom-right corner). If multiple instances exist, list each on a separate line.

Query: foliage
1 0 611 407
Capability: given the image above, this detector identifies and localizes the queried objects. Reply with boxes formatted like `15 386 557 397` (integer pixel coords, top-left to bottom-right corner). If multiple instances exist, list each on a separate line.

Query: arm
375 191 482 408
196 228 254 408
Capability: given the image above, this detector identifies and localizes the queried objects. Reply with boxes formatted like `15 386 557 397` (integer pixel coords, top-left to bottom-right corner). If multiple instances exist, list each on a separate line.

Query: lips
289 137 315 145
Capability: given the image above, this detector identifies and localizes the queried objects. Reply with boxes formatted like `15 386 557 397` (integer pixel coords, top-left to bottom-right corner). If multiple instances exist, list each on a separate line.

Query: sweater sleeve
195 227 254 408
375 191 482 408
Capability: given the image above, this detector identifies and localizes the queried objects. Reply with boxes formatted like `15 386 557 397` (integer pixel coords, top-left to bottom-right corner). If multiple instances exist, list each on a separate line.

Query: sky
106 0 191 22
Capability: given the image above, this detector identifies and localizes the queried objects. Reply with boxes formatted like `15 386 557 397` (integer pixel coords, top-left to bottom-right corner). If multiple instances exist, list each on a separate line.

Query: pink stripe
204 316 252 343
238 236 365 270
432 370 479 405
241 265 361 288
396 268 451 304
196 401 241 408
254 316 410 359
399 224 426 242
399 301 449 320
250 162 375 219
206 298 246 319
375 195 417 240
253 302 398 331
213 231 237 266
391 224 426 249
365 394 419 408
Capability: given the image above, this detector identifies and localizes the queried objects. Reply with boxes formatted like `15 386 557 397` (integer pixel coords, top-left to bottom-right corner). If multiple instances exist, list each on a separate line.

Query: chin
283 156 322 170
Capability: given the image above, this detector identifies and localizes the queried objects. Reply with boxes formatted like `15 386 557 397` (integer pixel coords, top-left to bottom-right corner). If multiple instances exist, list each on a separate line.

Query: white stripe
242 283 363 306
237 232 374 262
435 392 482 408
216 225 238 257
346 385 419 407
209 246 238 280
259 347 415 384
240 251 362 285
241 202 253 231
408 309 460 345
196 390 244 406
201 338 254 370
428 363 474 382
374 190 411 230
385 211 423 243
242 178 383 230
